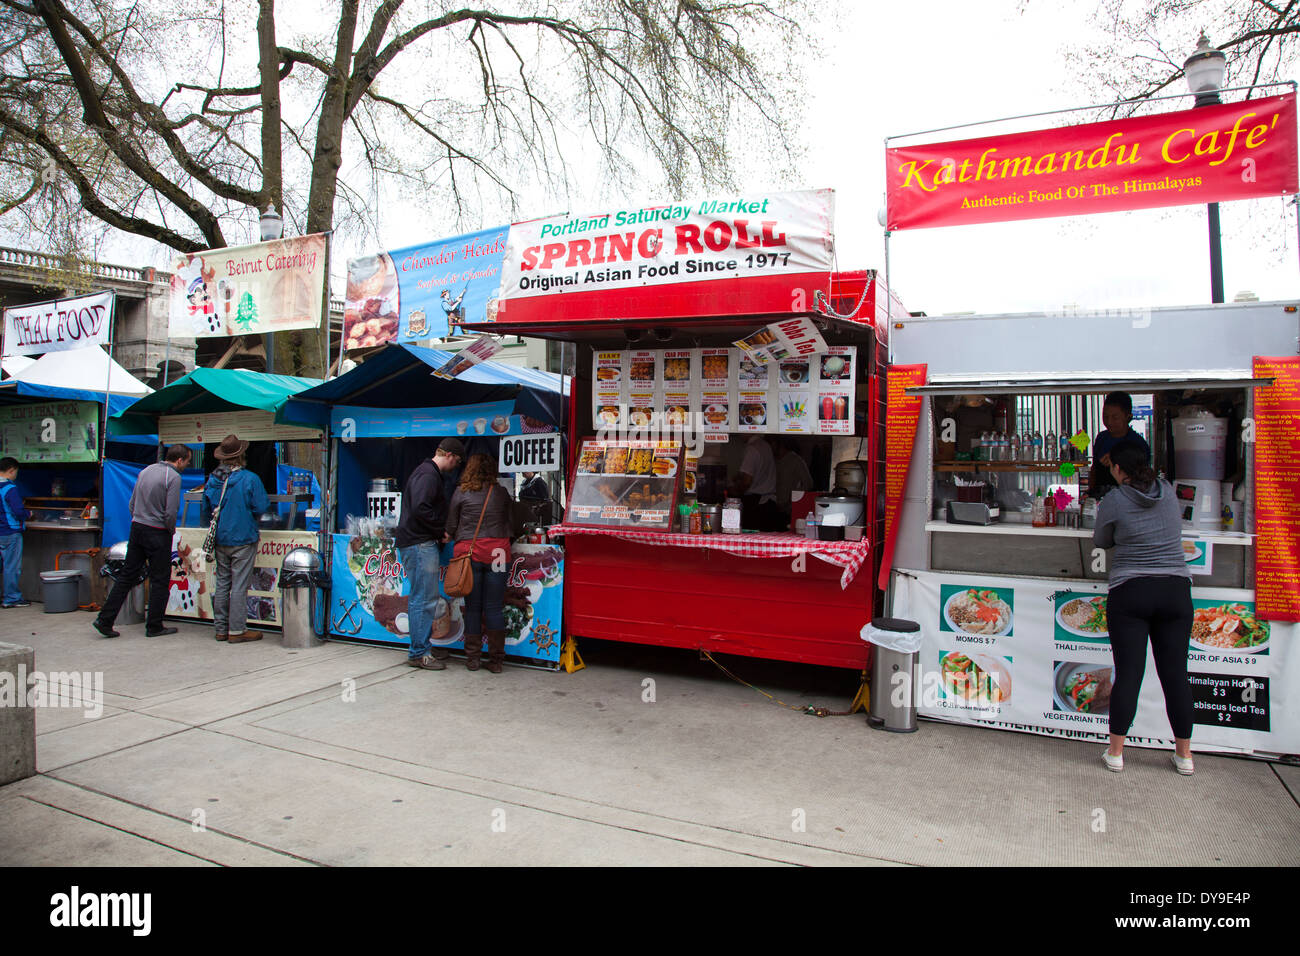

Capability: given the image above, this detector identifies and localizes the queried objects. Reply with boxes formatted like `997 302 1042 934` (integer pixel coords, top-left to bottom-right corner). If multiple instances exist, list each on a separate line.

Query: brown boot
228 630 263 644
486 628 506 674
463 632 483 671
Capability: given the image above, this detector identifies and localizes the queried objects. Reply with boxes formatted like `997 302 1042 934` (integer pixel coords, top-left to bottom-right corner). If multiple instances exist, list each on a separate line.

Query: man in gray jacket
95 444 192 638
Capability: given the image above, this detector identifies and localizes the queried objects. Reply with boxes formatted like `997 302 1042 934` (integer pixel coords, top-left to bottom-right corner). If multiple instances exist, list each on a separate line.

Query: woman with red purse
446 454 516 672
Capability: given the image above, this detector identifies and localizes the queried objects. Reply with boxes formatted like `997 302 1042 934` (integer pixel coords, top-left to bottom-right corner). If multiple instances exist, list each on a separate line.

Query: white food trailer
885 299 1299 757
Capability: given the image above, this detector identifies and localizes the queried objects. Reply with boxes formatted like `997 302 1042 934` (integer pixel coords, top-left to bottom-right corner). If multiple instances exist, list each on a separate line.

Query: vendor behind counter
1089 392 1151 499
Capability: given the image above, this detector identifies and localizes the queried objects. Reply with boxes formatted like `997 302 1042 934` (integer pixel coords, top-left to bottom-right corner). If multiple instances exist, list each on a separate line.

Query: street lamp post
1184 33 1227 304
259 206 284 372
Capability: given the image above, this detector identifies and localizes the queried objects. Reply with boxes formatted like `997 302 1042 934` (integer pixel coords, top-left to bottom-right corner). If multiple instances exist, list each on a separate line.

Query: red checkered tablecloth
550 524 871 589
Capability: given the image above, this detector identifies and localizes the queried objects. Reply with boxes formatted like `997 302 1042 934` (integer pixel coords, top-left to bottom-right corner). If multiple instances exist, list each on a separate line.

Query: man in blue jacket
201 434 269 643
0 457 31 608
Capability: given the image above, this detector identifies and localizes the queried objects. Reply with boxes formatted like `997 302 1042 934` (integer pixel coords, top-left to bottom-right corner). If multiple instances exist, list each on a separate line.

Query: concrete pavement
1 605 1297 866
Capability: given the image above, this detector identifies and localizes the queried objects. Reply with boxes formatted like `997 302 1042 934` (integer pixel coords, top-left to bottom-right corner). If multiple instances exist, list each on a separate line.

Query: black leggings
1107 575 1194 738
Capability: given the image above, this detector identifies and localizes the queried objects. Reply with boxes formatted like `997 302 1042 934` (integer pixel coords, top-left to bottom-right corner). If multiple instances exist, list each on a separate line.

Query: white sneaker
1171 753 1194 775
1103 751 1124 772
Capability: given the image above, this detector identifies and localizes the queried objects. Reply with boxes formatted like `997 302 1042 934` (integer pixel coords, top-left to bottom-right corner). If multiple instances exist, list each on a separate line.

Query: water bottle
1032 430 1043 462
1046 430 1057 461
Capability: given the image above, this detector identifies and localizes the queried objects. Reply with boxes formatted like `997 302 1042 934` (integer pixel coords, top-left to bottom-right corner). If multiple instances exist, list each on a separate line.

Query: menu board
897 570 1300 755
878 364 927 590
590 345 856 436
1252 356 1300 622
567 440 683 529
0 400 99 463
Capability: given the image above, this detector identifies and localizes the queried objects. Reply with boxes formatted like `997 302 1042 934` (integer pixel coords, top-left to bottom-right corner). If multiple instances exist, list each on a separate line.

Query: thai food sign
887 93 1298 230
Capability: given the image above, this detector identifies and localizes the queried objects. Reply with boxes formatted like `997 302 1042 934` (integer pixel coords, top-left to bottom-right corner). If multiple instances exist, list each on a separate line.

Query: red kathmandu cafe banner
887 93 1298 230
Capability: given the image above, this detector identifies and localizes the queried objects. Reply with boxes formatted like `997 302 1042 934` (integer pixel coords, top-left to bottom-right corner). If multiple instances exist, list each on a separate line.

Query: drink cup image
457 421 468 435
474 417 487 434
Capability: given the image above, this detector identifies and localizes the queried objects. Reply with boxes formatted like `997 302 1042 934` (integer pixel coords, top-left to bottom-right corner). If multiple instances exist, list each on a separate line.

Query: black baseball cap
438 437 467 458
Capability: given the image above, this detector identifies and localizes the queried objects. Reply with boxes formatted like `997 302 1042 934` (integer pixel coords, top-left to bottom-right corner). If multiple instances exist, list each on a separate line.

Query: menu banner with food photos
344 225 509 350
169 235 328 338
591 346 855 437
167 529 318 626
497 189 835 324
330 402 519 439
567 440 682 529
329 532 562 664
892 570 1300 754
1252 356 1300 621
733 315 828 364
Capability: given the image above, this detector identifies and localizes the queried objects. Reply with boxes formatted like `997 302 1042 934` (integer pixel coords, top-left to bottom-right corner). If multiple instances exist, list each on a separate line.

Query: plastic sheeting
101 459 205 547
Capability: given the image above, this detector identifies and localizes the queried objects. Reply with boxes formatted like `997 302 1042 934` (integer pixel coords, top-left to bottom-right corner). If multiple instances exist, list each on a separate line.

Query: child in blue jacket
0 457 32 607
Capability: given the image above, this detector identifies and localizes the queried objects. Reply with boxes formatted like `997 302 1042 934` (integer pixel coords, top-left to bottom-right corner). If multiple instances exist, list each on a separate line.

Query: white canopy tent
1 355 35 379
12 346 152 395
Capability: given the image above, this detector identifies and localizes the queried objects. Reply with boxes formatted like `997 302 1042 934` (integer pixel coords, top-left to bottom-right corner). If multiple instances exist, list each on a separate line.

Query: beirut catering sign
886 93 1298 230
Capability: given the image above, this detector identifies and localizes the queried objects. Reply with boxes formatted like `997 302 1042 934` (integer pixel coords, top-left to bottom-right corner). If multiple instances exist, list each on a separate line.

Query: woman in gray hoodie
1092 444 1194 775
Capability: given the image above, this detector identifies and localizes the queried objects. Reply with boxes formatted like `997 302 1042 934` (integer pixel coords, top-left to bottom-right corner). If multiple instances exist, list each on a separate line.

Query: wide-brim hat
214 434 249 460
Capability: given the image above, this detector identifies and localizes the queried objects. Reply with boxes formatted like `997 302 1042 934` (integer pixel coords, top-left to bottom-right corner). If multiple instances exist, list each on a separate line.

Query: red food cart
464 190 903 668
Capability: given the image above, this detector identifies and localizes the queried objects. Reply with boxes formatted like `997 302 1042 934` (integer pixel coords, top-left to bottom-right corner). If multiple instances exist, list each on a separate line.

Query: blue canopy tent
275 343 569 659
278 343 568 531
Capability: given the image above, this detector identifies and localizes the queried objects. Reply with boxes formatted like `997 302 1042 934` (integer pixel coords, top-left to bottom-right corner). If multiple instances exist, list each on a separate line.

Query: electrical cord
700 649 861 717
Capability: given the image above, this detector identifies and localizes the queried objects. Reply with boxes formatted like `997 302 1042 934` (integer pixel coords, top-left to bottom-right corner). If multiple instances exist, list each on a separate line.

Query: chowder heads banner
887 93 1298 230
494 189 835 324
343 225 509 350
168 235 328 337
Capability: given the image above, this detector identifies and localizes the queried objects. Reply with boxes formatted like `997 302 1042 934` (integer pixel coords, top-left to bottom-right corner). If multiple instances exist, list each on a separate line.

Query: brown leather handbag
443 485 494 598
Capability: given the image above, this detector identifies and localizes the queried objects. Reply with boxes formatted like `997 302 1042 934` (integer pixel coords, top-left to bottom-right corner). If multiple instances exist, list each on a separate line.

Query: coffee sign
500 433 562 472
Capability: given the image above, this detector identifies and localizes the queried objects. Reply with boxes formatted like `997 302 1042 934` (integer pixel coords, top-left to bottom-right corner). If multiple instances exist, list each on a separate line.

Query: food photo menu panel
591 346 856 435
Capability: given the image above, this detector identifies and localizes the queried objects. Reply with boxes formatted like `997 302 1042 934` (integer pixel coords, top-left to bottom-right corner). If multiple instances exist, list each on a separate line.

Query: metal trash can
100 541 147 625
40 570 82 613
279 547 328 648
865 617 922 733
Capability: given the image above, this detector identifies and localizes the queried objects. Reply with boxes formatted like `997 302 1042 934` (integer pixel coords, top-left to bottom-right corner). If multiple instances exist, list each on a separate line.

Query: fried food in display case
567 440 683 529
603 446 630 475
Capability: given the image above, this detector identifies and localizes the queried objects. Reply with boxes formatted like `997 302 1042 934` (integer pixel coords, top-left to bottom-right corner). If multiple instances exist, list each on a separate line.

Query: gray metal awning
905 373 1275 397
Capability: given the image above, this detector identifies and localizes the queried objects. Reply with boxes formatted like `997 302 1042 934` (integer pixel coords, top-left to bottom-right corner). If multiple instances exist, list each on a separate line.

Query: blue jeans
462 561 507 635
399 541 446 660
0 533 22 604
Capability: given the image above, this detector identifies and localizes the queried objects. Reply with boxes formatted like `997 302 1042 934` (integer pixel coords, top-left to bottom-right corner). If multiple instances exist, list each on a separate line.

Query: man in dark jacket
396 437 465 669
95 444 192 638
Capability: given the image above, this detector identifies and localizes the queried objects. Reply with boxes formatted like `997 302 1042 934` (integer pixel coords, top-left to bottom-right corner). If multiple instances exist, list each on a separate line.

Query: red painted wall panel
562 534 873 670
